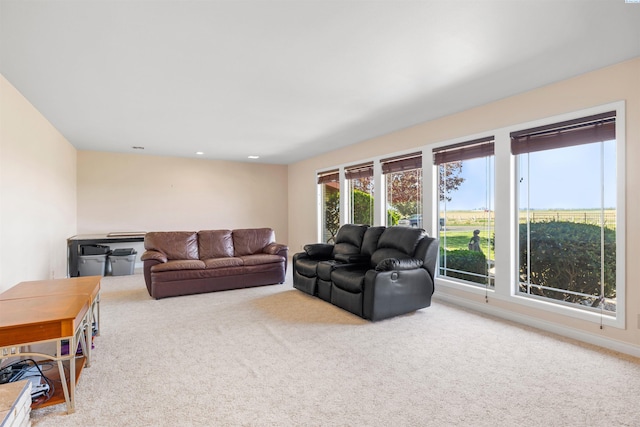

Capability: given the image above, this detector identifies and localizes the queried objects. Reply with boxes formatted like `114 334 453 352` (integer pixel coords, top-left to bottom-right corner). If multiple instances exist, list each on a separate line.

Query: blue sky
442 141 616 211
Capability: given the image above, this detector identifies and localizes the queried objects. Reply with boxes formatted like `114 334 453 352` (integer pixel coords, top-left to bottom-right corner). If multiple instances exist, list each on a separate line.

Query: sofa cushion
151 265 244 282
203 257 243 269
331 267 366 294
151 259 206 272
333 224 368 255
233 228 275 256
361 226 385 256
199 229 234 259
240 254 285 266
370 228 425 267
376 227 424 255
295 257 320 277
371 248 412 267
145 231 199 260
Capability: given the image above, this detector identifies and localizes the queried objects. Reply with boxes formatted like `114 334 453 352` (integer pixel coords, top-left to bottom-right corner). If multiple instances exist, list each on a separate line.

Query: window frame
430 102 625 329
434 137 496 288
512 111 617 314
507 103 625 327
431 101 626 329
344 161 375 226
381 152 423 227
316 150 432 238
317 169 340 244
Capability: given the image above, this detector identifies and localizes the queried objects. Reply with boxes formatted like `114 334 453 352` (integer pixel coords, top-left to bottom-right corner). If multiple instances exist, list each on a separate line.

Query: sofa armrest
292 251 309 262
264 242 289 256
141 251 166 298
414 236 439 282
264 243 289 272
303 243 334 260
363 268 433 321
141 250 167 263
374 258 423 271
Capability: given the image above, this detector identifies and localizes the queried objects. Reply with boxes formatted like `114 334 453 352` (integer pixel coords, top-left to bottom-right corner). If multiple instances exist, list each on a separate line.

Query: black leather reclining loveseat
292 224 438 321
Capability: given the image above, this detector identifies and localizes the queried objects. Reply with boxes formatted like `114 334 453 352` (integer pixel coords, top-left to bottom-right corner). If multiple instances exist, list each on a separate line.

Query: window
345 162 374 226
434 137 495 287
382 152 422 227
318 169 340 243
512 111 617 313
315 103 624 328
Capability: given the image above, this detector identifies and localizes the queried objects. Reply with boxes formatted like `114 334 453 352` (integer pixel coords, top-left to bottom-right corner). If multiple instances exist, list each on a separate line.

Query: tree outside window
382 153 422 228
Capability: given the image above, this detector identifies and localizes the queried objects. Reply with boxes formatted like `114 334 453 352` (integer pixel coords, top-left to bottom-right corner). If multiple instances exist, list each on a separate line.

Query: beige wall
0 75 77 293
288 57 640 355
77 151 289 245
1 73 289 292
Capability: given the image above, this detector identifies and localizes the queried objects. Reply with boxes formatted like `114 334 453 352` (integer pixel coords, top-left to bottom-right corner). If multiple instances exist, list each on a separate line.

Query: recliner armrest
374 257 423 271
141 250 167 263
304 243 334 260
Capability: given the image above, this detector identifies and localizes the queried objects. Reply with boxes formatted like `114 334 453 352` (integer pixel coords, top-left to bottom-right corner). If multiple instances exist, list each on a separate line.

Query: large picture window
382 152 422 227
434 137 495 287
315 103 624 326
512 111 617 313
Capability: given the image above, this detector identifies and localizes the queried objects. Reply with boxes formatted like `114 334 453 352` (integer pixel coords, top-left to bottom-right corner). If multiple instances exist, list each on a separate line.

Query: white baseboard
434 291 640 359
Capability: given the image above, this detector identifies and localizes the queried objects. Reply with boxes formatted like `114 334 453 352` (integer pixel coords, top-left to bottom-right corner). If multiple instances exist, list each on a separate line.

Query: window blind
433 136 495 165
344 162 374 180
510 111 616 155
381 152 422 174
317 169 339 184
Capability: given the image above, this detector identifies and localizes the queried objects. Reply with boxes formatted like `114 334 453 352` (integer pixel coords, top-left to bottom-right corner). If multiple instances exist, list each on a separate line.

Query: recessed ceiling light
196 151 204 155
248 155 260 159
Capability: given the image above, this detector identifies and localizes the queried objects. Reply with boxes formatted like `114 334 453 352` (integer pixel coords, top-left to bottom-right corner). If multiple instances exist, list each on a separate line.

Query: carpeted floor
29 272 640 426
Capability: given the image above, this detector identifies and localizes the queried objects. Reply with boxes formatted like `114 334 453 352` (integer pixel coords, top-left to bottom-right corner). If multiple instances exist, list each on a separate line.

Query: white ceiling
1 1 639 164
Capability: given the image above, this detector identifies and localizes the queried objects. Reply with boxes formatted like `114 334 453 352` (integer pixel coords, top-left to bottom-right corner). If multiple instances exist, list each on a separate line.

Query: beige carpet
30 272 640 426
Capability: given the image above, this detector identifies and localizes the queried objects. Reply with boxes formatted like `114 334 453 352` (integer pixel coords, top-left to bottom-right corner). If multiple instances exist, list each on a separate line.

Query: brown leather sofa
141 228 288 299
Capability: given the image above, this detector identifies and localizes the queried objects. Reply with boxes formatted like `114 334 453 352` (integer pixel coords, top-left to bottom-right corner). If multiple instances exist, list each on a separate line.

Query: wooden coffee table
0 276 101 365
0 276 101 414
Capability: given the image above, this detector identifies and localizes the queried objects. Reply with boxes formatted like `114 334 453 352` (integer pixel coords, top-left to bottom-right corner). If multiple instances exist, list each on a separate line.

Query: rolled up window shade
317 169 339 184
344 162 374 180
510 111 616 155
381 152 422 174
433 136 494 165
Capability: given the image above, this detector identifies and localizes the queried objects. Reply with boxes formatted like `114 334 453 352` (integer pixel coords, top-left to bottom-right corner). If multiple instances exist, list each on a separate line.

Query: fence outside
517 210 616 229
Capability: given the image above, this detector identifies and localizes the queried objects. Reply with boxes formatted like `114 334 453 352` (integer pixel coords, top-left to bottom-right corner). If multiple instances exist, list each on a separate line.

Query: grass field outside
438 230 492 253
440 209 616 230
